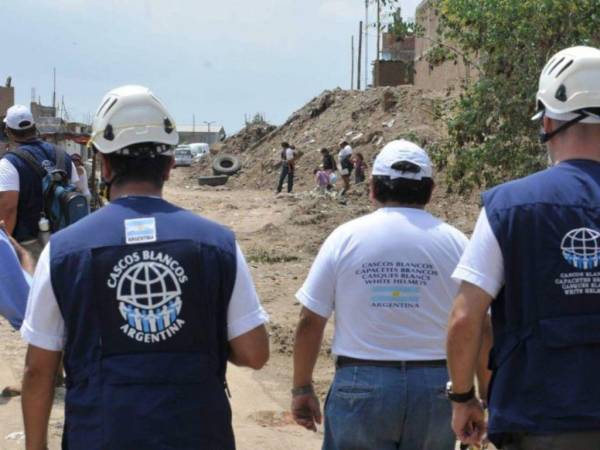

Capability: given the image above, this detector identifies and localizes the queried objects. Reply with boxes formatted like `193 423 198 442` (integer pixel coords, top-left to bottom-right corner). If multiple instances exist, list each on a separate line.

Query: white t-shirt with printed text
21 242 269 351
296 207 468 361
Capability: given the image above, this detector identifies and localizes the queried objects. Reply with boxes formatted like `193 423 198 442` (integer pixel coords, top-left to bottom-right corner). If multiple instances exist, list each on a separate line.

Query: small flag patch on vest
125 218 157 244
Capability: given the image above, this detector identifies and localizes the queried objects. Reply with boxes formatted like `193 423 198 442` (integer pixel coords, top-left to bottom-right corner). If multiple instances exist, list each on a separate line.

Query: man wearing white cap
447 46 600 449
0 105 79 253
291 140 469 449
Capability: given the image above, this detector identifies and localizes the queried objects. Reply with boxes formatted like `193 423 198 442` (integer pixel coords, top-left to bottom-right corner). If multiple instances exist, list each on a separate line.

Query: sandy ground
0 172 331 449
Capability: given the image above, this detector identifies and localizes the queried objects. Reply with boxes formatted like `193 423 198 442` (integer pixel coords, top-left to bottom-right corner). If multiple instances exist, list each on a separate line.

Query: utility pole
52 67 56 112
365 0 369 88
357 21 363 90
351 35 355 90
193 113 196 134
376 0 381 61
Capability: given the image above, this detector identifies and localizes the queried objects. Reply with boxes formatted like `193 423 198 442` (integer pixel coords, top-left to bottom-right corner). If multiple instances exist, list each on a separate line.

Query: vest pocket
539 315 600 348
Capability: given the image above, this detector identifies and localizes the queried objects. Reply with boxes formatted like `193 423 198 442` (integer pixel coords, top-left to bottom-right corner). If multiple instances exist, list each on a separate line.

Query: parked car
188 143 210 162
174 147 193 167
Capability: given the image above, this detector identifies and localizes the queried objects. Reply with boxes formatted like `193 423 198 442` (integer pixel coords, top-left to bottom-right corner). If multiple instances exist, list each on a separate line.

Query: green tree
394 0 600 191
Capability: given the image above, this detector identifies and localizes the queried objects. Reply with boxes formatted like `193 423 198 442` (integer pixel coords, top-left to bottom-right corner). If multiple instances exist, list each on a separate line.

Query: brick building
373 33 415 87
413 0 473 91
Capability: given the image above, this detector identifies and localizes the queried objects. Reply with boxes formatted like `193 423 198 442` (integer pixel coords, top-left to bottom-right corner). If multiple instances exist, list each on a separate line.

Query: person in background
321 148 337 191
353 152 367 184
276 141 295 194
292 140 474 450
314 165 330 194
70 153 91 202
0 105 79 260
338 141 353 194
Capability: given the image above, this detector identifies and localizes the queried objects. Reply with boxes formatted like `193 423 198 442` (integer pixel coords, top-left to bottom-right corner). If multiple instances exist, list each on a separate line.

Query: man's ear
369 176 377 204
163 156 175 182
543 115 554 134
100 154 112 181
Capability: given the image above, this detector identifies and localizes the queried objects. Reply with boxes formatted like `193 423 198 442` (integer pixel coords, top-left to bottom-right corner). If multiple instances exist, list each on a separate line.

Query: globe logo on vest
107 251 189 343
561 227 600 270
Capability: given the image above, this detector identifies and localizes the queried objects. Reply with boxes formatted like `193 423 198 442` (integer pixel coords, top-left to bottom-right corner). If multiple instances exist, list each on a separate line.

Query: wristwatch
446 381 475 403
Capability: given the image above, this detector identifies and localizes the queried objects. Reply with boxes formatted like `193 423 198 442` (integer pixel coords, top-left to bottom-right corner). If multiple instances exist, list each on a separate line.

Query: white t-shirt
296 207 469 361
452 207 505 298
75 166 91 199
338 145 353 163
21 242 269 351
0 157 79 192
285 148 295 161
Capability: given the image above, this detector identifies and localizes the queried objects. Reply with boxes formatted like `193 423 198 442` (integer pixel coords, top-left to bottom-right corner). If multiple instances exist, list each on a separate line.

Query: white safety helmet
533 46 600 127
91 85 179 155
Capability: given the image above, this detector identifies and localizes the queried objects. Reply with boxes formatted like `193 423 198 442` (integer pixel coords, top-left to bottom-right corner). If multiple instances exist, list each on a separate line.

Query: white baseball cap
3 105 35 130
372 139 433 181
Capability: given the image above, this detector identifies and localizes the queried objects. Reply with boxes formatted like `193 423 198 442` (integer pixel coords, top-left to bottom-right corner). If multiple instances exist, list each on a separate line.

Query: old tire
198 175 229 187
212 154 241 176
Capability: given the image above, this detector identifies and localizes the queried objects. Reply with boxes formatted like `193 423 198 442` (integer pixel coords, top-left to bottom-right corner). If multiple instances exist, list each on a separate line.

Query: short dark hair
320 147 329 154
371 176 434 205
7 125 37 141
340 141 348 147
105 147 172 189
281 142 289 148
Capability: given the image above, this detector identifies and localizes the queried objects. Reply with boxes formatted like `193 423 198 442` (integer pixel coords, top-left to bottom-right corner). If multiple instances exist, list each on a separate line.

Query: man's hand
452 399 487 446
291 391 322 431
0 220 34 274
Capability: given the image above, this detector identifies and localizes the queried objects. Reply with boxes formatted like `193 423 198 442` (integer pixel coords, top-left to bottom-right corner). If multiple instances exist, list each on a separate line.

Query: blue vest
50 196 237 450
3 140 73 242
483 160 600 443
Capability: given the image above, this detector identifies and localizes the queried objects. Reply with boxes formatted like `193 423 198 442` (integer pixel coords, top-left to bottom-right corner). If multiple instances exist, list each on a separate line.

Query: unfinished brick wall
373 60 413 87
414 0 472 91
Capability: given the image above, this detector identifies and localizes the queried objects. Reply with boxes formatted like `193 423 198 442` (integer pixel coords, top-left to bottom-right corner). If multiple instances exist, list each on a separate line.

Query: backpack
10 147 89 232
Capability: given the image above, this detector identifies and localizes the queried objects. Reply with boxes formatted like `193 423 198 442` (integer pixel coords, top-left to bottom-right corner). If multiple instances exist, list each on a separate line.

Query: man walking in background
447 46 600 449
292 140 470 449
0 105 79 260
276 141 295 194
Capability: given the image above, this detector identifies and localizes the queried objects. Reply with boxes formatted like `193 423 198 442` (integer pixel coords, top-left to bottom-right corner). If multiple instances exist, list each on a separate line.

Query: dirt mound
192 86 449 191
220 120 277 154
225 86 448 189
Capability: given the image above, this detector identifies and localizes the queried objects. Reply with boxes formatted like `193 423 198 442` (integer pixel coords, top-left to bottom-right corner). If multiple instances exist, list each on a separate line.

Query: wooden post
357 21 363 90
351 36 355 90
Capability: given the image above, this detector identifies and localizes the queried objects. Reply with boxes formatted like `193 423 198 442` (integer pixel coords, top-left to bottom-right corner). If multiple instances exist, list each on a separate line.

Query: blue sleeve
0 233 30 330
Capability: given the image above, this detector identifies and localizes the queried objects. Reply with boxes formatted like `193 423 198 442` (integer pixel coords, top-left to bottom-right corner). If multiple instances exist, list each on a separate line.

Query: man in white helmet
20 85 269 450
447 46 600 449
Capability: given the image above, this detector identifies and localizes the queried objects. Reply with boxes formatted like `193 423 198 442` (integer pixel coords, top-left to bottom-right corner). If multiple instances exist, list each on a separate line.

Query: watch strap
447 386 475 403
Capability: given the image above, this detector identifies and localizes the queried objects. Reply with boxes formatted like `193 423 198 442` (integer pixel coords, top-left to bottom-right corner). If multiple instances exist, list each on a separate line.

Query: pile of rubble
214 86 450 190
218 120 277 155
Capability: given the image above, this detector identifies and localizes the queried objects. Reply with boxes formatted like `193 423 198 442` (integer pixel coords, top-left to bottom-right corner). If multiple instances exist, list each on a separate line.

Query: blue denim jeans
323 365 454 450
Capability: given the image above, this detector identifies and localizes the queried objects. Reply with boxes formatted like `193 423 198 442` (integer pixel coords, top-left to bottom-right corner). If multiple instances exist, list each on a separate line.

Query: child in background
353 152 367 184
314 166 330 193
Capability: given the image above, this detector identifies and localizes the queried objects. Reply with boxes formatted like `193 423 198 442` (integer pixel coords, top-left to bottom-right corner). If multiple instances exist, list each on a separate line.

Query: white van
187 143 210 162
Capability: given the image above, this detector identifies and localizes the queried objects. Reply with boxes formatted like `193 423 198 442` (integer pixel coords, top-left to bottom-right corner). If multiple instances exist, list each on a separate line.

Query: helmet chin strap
539 112 587 143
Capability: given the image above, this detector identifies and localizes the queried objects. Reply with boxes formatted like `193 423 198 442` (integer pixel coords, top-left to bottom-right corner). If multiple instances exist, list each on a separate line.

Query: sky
2 0 421 135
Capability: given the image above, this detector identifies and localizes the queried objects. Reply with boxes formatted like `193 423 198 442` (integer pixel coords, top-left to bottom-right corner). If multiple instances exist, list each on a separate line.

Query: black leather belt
336 356 447 369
